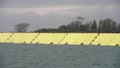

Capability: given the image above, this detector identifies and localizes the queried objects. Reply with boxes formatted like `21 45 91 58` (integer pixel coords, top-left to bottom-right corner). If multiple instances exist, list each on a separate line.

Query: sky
0 0 120 32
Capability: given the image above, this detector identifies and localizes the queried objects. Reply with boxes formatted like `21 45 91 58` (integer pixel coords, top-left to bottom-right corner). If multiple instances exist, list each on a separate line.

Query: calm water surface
0 43 120 68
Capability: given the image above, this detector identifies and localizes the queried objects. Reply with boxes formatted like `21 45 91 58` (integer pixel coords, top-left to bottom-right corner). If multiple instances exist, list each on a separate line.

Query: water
0 43 120 68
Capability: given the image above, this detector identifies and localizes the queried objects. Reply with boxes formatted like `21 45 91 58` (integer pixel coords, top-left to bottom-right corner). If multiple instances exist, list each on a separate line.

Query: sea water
0 43 120 68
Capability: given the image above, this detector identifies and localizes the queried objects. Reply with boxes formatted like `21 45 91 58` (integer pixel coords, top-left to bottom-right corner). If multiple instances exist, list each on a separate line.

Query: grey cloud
0 0 120 8
0 0 120 32
0 11 74 32
0 7 120 32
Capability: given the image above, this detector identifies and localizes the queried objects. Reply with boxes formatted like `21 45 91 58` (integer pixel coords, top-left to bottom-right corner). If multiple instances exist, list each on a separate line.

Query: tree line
34 17 120 33
14 17 120 33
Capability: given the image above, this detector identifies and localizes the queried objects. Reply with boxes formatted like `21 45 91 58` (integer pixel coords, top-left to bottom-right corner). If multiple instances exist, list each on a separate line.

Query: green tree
91 20 97 32
116 23 120 33
98 20 103 32
102 18 116 33
67 16 85 32
14 23 30 32
58 25 68 32
98 18 116 33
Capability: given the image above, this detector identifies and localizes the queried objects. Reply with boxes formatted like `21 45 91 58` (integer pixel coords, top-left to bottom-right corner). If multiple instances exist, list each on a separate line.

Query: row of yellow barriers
0 33 120 46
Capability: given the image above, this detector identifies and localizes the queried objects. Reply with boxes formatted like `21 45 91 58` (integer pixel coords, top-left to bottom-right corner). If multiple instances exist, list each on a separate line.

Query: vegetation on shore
15 17 120 33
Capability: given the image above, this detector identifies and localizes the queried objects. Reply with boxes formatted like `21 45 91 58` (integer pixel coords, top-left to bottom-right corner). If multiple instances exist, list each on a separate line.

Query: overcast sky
0 0 120 32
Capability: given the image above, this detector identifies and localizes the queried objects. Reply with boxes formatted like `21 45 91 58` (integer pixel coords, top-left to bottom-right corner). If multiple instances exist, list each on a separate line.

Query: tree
32 17 118 33
100 18 116 33
116 23 120 33
58 25 68 32
67 16 85 32
75 17 85 22
91 20 97 32
14 23 30 32
98 20 103 32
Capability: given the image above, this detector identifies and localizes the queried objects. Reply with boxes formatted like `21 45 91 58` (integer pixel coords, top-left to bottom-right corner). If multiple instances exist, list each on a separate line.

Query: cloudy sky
0 0 120 32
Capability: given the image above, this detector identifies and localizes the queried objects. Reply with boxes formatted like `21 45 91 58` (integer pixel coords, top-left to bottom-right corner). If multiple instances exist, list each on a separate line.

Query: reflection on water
0 43 120 68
